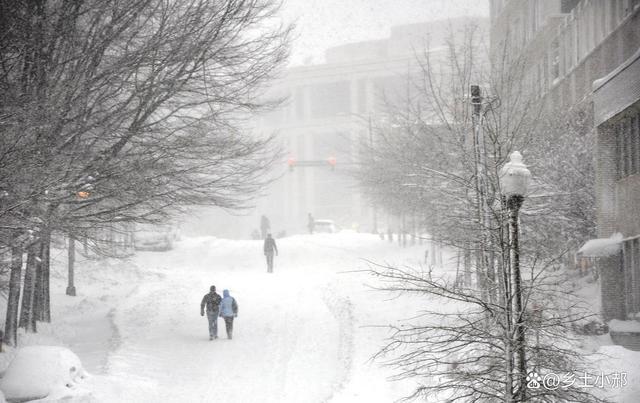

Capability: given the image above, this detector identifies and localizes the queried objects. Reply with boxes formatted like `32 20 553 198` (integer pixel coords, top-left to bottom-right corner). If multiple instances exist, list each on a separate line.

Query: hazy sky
281 0 489 65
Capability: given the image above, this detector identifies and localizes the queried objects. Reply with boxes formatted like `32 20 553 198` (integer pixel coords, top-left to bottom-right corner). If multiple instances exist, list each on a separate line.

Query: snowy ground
3 233 640 402
24 234 430 402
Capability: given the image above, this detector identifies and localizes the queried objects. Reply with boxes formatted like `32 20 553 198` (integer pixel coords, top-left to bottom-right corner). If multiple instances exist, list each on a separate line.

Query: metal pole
66 236 76 296
508 194 527 400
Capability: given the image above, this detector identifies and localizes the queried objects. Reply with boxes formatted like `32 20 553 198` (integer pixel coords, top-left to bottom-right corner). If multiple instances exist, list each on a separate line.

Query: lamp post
499 151 531 401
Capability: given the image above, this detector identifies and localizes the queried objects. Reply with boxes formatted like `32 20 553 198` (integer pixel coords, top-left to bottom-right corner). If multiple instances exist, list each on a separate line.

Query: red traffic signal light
327 156 336 169
287 156 296 171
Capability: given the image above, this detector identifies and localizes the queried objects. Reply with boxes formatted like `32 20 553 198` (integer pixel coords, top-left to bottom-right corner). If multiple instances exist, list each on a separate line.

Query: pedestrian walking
260 215 271 239
307 213 315 234
200 285 222 340
263 233 278 273
219 289 239 339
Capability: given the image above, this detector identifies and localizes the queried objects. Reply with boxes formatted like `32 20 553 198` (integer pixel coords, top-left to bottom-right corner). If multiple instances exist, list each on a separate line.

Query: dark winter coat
260 216 270 231
263 237 278 255
219 289 238 318
201 292 222 314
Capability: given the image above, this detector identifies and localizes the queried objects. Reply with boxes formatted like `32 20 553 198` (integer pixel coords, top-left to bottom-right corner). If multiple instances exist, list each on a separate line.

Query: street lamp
499 151 531 400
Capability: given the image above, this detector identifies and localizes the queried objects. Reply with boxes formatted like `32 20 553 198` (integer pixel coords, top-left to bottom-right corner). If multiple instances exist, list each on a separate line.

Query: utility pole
471 84 494 301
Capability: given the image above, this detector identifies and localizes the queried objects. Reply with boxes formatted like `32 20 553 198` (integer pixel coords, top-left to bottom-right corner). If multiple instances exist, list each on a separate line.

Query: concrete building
490 0 640 322
592 49 640 322
254 18 482 235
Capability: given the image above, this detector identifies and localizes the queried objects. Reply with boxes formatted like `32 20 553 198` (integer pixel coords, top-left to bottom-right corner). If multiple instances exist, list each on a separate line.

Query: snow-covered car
134 223 180 251
313 219 337 233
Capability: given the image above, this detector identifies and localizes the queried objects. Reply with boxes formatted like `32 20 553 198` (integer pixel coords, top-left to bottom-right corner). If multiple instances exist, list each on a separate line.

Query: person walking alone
219 289 239 339
307 213 315 234
263 233 278 273
200 285 222 340
260 215 271 239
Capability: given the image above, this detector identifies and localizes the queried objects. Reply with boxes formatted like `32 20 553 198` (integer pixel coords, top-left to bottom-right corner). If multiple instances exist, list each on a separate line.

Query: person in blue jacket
219 289 239 339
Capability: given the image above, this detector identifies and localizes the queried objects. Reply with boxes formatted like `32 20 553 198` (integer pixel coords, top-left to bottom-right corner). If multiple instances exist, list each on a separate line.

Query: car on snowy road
313 219 338 233
134 223 180 251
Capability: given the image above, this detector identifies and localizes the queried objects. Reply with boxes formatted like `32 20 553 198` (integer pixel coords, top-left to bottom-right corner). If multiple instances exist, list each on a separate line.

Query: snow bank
609 319 640 333
595 345 640 401
578 233 622 257
0 346 89 401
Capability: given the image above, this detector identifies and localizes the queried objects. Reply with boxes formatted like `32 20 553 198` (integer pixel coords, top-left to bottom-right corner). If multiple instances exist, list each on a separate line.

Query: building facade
490 0 640 322
255 18 479 235
593 50 640 321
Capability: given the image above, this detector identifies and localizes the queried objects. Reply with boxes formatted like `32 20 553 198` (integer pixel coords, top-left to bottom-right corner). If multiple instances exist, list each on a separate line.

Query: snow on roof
609 319 640 333
592 46 640 91
578 233 623 257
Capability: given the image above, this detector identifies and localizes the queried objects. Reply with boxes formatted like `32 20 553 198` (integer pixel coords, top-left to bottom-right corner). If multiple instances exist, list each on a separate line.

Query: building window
530 0 539 35
616 111 640 179
561 0 580 13
629 114 640 174
572 18 579 66
295 87 306 120
611 0 619 29
309 81 351 119
622 239 640 315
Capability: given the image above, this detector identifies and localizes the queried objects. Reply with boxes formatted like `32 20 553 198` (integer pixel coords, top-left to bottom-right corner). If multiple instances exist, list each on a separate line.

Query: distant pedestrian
260 215 271 239
307 213 315 234
200 285 222 340
263 233 278 273
219 289 239 339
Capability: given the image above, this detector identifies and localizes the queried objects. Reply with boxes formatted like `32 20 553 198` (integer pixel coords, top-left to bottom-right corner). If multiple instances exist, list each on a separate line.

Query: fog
2 1 639 402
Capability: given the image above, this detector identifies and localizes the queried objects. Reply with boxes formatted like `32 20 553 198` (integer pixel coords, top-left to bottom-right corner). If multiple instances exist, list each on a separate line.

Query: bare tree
356 22 605 402
0 0 290 345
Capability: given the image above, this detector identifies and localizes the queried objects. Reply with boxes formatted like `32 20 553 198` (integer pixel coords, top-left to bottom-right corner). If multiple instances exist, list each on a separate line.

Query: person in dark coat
219 289 239 339
263 233 278 273
260 215 271 239
200 285 222 340
307 213 315 234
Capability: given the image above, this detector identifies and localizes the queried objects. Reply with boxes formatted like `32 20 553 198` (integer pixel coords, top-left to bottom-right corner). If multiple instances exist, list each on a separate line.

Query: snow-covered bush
0 346 88 401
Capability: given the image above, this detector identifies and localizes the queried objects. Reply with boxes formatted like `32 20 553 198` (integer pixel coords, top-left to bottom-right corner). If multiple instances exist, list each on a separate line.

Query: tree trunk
464 244 472 287
19 242 39 332
3 232 23 347
35 231 51 323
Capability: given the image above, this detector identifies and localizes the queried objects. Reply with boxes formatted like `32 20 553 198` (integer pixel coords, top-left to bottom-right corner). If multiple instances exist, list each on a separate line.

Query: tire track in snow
321 280 355 403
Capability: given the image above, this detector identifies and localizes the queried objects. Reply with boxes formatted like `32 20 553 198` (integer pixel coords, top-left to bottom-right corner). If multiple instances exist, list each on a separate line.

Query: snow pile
0 346 89 401
609 319 640 333
578 233 623 257
595 345 640 402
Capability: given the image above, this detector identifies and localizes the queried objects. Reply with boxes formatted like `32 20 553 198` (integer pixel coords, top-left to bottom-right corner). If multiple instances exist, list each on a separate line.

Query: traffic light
287 156 296 171
327 156 336 170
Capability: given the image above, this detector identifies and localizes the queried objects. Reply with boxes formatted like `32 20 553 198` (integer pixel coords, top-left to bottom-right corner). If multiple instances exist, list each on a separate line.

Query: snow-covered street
49 234 427 402
3 233 640 402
